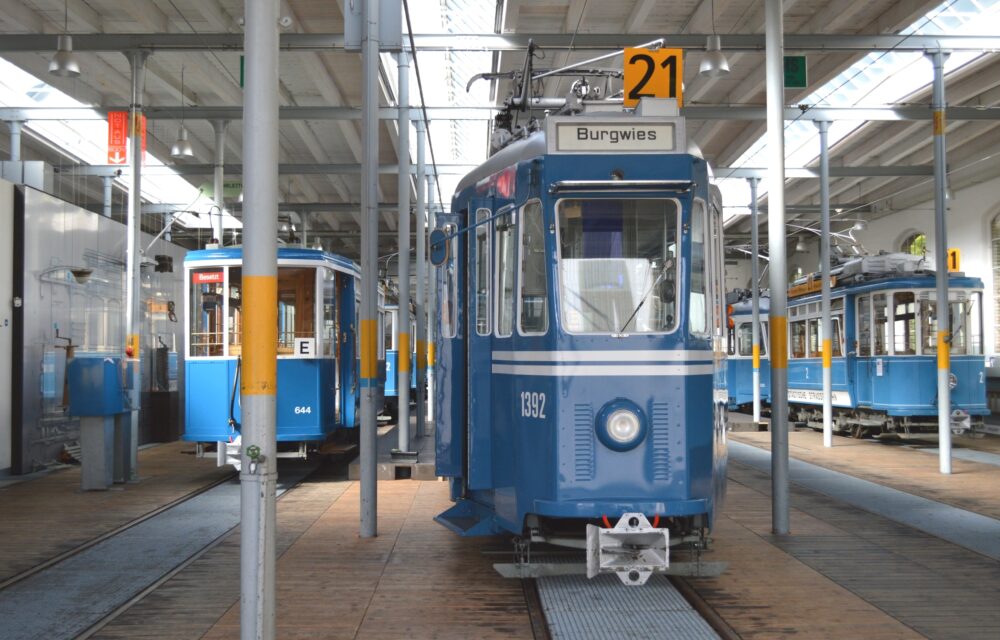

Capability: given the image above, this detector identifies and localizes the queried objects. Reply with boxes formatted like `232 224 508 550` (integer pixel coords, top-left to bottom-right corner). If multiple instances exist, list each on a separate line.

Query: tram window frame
442 228 460 340
554 197 680 335
857 295 871 356
517 199 549 336
188 267 227 358
689 198 709 337
919 290 983 356
892 291 917 355
495 211 516 338
790 320 807 359
872 293 889 356
737 321 767 357
322 270 338 357
475 208 492 336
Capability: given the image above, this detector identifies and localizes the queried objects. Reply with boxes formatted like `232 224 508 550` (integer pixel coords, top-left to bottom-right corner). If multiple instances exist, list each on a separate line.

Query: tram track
0 457 328 640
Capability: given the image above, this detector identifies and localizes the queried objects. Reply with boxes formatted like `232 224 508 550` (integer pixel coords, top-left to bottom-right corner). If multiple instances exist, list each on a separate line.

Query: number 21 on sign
624 48 683 108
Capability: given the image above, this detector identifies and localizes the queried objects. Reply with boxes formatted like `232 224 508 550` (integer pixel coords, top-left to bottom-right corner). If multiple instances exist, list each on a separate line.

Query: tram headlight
596 399 647 451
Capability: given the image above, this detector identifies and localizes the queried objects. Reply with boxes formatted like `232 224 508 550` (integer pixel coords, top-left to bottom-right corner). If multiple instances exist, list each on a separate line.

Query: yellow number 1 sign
624 48 683 108
947 248 961 272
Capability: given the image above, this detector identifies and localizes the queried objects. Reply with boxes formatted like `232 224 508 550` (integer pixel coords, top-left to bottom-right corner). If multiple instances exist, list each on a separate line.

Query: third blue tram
725 292 771 410
730 254 988 438
433 98 728 584
183 247 383 461
382 302 417 421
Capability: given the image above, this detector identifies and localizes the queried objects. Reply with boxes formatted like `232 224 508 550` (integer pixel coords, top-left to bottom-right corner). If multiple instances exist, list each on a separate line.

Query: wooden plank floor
729 430 1000 519
95 473 533 640
0 442 232 583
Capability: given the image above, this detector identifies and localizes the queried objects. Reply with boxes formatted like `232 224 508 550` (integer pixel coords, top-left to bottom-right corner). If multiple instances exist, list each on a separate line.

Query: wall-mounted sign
947 248 961 272
784 56 808 88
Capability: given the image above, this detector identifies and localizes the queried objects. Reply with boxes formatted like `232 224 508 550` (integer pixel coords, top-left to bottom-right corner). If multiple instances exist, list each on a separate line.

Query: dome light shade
852 219 867 232
699 35 730 78
795 238 808 253
170 125 195 160
49 35 81 78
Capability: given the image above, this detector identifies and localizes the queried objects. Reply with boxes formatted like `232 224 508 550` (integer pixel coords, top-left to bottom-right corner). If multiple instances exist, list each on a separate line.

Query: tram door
467 203 495 489
338 273 359 427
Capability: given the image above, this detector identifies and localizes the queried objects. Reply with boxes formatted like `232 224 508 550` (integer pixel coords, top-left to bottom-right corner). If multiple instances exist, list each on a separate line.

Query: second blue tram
382 302 417 421
433 99 728 584
726 292 771 410
183 247 383 460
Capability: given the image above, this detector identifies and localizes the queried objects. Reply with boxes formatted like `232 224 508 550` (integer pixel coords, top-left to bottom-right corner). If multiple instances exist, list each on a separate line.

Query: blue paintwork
434 136 727 539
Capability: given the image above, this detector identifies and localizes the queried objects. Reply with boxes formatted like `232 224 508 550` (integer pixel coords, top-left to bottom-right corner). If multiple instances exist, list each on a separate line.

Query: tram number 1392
520 392 547 419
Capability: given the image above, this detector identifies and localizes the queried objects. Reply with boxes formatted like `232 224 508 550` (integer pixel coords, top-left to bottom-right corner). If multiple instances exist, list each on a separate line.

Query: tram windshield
919 291 982 355
189 265 320 357
557 199 678 334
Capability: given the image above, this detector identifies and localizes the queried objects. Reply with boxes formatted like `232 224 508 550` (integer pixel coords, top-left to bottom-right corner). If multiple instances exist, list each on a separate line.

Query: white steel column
765 0 790 534
102 175 113 218
817 120 833 448
212 120 228 245
240 0 280 635
414 120 427 436
929 49 952 475
395 50 412 453
8 121 23 161
359 0 380 538
748 177 762 425
124 50 148 483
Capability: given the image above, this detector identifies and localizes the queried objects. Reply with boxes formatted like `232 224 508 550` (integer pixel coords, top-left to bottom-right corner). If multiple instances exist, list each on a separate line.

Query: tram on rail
433 97 728 585
725 292 771 411
382 302 417 421
183 247 384 461
727 253 988 438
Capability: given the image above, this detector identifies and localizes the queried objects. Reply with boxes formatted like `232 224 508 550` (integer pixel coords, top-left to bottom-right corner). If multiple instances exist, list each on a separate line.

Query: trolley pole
765 0 790 535
359 0 380 538
123 50 147 484
748 177 762 426
414 120 427 437
817 120 833 448
395 50 413 455
239 0 279 634
212 120 228 246
928 49 952 475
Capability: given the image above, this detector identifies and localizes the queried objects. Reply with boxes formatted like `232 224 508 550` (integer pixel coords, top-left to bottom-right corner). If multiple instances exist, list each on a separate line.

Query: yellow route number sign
624 48 683 108
947 248 961 272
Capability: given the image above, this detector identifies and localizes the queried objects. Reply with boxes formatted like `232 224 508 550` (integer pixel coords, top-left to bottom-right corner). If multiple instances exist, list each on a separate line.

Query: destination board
552 121 676 153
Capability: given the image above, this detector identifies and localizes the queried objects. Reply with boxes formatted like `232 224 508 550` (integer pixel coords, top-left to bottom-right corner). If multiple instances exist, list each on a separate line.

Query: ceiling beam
0 33 997 53
62 163 479 176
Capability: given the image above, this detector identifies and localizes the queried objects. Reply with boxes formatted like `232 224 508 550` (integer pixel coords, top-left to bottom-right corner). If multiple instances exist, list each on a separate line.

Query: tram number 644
520 392 546 419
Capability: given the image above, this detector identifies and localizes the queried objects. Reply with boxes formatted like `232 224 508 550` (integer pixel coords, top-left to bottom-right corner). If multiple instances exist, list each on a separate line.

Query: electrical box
67 356 127 416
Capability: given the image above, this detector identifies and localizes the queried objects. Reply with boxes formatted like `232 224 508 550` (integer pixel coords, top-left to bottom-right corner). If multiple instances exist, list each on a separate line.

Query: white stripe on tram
490 350 712 363
490 363 715 377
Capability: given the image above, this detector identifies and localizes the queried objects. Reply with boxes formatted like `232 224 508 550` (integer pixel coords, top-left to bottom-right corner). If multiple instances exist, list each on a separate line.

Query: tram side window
190 268 226 357
496 212 516 337
228 268 242 356
893 292 917 355
475 208 491 336
872 293 889 356
519 200 548 334
832 316 843 357
689 200 708 335
442 232 459 339
790 320 807 358
323 271 338 357
737 323 753 356
921 294 982 356
857 295 871 356
277 267 316 354
807 319 820 358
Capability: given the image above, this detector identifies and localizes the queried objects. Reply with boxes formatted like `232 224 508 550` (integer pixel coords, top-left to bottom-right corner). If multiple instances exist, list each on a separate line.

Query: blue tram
433 99 728 584
382 302 417 421
183 247 382 461
781 254 987 438
726 292 771 410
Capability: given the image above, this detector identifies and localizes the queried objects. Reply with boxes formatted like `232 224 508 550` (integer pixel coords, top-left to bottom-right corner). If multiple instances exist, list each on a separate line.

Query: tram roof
184 247 359 275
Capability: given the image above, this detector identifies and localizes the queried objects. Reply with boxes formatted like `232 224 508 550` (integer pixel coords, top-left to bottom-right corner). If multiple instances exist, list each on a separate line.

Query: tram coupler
586 513 669 586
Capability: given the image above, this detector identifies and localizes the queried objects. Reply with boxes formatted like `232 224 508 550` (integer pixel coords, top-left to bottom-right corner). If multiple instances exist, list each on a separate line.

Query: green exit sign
784 56 807 88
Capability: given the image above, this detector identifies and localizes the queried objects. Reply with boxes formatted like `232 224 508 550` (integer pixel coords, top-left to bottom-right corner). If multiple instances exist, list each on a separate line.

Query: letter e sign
295 338 315 357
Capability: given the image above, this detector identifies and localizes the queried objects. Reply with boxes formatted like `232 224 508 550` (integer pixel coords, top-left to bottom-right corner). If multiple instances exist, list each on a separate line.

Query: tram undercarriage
789 406 982 440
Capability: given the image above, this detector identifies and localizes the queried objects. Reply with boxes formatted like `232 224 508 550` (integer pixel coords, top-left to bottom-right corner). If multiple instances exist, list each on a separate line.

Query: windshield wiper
617 265 668 336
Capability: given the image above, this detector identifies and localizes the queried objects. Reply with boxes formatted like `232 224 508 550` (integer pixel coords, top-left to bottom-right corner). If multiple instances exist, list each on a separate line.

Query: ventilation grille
651 402 672 482
574 403 595 482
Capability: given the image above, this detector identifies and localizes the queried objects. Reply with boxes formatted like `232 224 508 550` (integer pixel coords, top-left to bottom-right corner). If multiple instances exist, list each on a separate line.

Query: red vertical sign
107 111 128 164
140 114 147 164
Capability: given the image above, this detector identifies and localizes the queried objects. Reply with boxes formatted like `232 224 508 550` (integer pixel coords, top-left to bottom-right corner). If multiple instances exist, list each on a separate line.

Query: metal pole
748 177 762 425
395 50 412 454
418 170 433 433
212 120 228 245
124 50 148 484
102 175 113 218
929 49 952 475
414 119 427 436
426 203 437 423
817 120 833 448
359 0 380 538
8 120 22 161
765 0 790 535
239 0 279 634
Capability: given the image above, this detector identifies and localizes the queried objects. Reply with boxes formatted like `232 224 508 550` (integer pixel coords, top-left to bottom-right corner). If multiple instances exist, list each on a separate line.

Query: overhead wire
403 0 445 210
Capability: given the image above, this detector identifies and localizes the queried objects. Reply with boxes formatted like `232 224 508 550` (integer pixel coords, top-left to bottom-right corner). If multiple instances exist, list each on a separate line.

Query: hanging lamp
49 0 81 78
699 0 730 78
170 66 196 160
